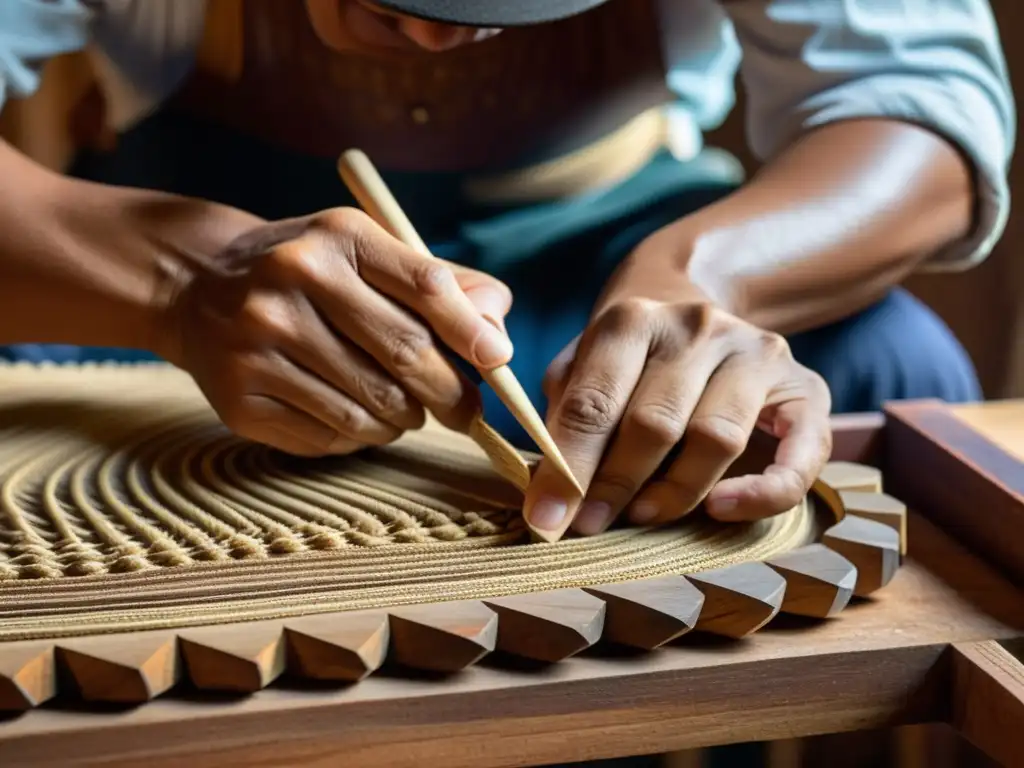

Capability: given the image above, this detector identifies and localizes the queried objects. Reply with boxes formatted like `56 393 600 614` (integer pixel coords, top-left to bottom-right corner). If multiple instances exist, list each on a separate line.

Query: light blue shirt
0 0 1015 271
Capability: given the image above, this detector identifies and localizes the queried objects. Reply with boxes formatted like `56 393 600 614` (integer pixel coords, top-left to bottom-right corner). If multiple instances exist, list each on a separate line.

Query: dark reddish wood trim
950 641 1024 768
883 400 1024 587
829 412 885 467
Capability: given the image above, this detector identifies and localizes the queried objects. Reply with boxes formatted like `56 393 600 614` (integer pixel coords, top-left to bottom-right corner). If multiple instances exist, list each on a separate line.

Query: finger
524 308 651 536
329 215 514 369
572 346 722 535
541 334 581 404
629 353 768 525
283 300 426 431
450 263 514 332
228 394 362 457
302 254 482 432
706 387 832 521
256 354 404 447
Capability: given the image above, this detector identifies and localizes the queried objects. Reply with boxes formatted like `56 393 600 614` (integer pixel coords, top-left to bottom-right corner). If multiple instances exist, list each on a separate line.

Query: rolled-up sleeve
723 0 1016 271
0 0 94 110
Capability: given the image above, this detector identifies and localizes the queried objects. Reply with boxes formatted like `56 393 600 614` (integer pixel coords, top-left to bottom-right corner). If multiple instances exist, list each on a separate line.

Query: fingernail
707 498 738 519
475 326 513 368
573 501 613 535
528 497 567 531
630 502 659 525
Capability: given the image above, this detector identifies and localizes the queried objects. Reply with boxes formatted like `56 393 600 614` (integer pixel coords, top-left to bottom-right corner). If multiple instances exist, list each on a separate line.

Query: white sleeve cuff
0 0 93 110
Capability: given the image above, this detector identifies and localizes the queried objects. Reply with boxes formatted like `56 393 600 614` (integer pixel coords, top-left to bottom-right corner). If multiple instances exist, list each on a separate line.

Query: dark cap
371 0 611 27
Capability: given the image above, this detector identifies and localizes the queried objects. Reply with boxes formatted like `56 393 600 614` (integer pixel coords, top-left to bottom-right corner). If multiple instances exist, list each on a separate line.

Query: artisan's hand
524 245 832 536
165 208 512 456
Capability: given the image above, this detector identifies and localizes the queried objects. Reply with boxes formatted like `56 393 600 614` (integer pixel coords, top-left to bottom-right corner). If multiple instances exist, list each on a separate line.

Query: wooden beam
950 640 1024 768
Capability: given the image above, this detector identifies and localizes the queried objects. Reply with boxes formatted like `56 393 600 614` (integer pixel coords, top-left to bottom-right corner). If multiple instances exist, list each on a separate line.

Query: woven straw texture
0 363 814 640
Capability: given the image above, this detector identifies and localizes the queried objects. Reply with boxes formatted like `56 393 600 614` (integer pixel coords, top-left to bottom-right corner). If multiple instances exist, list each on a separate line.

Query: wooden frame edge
883 399 1024 586
0 466 904 712
829 412 886 466
949 639 1024 767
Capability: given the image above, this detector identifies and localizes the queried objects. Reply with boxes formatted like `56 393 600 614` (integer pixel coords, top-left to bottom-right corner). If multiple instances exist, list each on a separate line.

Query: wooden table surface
1 511 1021 768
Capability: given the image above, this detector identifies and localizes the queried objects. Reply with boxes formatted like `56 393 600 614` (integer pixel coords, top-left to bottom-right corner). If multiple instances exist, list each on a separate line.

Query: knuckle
687 413 750 457
321 401 360 436
270 241 321 284
329 410 397 448
386 327 434 374
805 368 832 402
756 331 791 359
671 302 716 338
590 471 640 500
409 260 458 298
598 298 656 336
241 295 295 343
313 206 366 235
557 384 621 435
361 379 413 421
628 401 687 446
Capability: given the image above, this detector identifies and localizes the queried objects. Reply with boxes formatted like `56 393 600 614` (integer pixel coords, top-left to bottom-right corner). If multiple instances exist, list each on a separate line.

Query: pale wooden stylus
337 149 582 505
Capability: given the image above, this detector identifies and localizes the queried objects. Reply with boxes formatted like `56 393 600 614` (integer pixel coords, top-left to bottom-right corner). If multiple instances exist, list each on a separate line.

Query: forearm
0 140 258 354
649 119 975 334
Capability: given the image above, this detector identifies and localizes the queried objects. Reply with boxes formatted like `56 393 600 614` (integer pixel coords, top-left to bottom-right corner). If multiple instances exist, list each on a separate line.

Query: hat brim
371 0 610 27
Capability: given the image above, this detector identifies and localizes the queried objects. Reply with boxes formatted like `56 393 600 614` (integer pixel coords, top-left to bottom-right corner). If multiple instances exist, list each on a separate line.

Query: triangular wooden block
839 490 908 556
822 516 901 597
58 633 179 703
0 643 56 711
483 589 606 662
584 576 705 650
285 612 389 681
819 462 883 493
388 601 497 673
179 622 285 693
766 544 858 619
688 563 786 638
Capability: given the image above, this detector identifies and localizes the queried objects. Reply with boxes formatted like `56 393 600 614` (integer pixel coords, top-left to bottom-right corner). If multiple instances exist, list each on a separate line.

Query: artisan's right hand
163 207 513 457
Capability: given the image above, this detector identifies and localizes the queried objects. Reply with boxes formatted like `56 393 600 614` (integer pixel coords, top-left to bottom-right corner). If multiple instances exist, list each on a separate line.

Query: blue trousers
1 109 981 449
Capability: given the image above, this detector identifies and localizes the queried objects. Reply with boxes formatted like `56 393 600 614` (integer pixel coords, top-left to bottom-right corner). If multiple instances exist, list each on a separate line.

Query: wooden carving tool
337 149 583 539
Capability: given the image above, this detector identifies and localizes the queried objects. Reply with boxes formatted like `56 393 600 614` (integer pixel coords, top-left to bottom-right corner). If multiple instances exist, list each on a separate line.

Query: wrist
49 179 262 359
622 216 739 313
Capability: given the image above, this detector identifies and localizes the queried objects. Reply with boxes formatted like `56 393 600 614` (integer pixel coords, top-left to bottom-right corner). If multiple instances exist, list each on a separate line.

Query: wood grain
821 517 900 597
584 576 705 650
766 544 857 619
951 640 1024 767
884 400 1024 586
285 612 390 682
1 514 1012 767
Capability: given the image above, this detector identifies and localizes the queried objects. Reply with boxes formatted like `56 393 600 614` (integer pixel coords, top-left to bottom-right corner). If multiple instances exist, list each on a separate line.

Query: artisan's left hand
524 243 833 537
